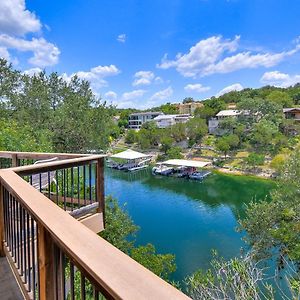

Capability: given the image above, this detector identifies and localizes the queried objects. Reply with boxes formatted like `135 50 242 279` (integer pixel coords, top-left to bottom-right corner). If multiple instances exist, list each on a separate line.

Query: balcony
0 151 189 300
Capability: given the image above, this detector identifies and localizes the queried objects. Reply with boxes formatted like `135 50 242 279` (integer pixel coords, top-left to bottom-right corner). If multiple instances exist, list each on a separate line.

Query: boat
152 164 174 176
188 170 211 180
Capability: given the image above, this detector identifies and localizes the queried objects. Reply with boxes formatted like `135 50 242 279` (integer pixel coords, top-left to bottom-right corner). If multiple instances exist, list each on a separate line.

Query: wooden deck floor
0 257 24 300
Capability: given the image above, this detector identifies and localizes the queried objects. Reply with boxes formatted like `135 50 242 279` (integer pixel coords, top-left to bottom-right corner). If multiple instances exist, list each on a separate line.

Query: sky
1 0 300 109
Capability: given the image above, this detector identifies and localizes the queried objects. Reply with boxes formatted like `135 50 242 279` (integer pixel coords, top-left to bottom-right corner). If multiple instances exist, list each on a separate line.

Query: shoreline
212 167 274 180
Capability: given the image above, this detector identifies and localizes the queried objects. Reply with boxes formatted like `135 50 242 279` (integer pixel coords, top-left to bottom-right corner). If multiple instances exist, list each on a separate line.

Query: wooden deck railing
0 151 189 300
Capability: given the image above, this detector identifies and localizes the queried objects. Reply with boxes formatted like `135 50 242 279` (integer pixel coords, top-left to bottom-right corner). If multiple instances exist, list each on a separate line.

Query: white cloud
117 34 126 43
0 34 60 67
184 83 210 93
63 64 120 91
23 67 43 76
104 91 117 100
0 1 60 67
157 35 300 77
150 86 173 101
216 83 244 97
132 71 155 86
122 89 146 100
261 71 300 87
0 0 41 36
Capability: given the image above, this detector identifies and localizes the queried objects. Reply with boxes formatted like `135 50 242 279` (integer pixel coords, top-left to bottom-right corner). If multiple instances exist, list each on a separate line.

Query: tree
186 117 208 148
215 137 230 158
270 154 286 173
160 136 174 154
183 97 194 103
267 90 293 108
186 252 274 300
166 146 183 159
125 130 137 144
194 106 216 122
240 149 300 268
244 153 265 170
170 123 187 142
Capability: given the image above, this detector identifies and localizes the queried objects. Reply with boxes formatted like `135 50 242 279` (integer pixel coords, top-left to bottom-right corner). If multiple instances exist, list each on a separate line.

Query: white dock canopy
161 159 211 168
110 149 150 160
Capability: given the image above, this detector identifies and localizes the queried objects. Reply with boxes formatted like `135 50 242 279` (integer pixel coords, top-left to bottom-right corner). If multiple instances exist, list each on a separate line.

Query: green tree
125 130 137 144
215 137 230 158
166 146 183 159
186 117 208 148
240 149 300 267
160 136 174 154
245 153 265 170
266 90 293 107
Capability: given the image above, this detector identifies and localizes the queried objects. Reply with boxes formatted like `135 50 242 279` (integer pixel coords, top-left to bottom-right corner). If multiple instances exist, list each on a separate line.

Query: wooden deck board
0 257 24 300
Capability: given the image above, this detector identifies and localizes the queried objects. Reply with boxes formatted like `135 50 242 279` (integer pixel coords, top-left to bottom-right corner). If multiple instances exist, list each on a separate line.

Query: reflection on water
104 168 275 282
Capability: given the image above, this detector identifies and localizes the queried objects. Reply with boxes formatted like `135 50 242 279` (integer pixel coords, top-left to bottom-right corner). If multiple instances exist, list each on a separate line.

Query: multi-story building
176 102 203 115
128 111 163 129
154 114 191 129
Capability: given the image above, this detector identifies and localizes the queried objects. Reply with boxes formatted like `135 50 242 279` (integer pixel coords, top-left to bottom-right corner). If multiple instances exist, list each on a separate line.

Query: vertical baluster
39 173 42 193
16 201 20 270
81 273 86 300
70 261 75 300
26 211 31 292
77 166 80 207
93 287 99 300
89 164 92 204
31 217 36 299
63 169 66 210
71 167 74 211
83 165 86 206
19 203 23 276
56 171 59 205
48 171 51 200
22 207 27 283
12 196 16 262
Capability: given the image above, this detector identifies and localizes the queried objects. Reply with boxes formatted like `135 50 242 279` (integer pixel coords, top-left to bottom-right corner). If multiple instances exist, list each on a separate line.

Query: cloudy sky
1 0 300 108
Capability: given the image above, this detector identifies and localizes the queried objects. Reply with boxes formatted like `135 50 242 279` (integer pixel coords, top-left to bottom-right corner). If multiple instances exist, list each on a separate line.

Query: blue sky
1 0 300 108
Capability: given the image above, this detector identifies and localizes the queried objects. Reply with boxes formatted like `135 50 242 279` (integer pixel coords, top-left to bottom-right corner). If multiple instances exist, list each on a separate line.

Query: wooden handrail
0 151 90 160
11 154 106 176
0 169 189 299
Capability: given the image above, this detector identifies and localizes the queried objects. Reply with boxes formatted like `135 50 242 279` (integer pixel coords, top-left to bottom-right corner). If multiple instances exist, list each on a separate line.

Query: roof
130 111 163 116
154 114 190 121
283 108 300 113
160 159 211 168
216 110 241 117
110 149 150 160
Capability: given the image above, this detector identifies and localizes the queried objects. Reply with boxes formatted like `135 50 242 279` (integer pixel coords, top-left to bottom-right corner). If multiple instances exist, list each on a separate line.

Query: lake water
104 168 275 282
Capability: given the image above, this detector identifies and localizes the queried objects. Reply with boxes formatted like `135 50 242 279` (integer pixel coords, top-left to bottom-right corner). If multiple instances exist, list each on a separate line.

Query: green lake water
104 168 276 282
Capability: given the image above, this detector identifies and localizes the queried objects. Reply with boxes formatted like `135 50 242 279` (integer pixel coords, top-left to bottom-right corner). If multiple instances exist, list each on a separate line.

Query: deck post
37 223 55 299
0 184 5 257
11 154 18 167
96 158 105 222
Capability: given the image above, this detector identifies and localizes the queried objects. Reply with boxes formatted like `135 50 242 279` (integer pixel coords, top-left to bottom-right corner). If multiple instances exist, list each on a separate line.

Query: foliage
186 252 274 300
0 59 116 153
245 153 265 168
215 137 230 157
125 129 137 144
240 149 300 268
160 136 174 154
166 146 183 159
131 244 176 281
186 117 208 147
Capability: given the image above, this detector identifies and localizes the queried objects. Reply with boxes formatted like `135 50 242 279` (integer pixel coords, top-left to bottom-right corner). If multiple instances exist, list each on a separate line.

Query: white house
154 114 191 129
208 110 243 134
128 111 163 129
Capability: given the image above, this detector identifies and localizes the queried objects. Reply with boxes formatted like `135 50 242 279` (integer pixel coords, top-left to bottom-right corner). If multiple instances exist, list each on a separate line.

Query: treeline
0 59 119 153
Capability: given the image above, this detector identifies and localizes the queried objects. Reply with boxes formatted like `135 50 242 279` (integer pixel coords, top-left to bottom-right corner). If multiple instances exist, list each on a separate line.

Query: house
208 110 242 134
283 108 300 121
176 102 203 115
154 114 191 129
128 111 164 129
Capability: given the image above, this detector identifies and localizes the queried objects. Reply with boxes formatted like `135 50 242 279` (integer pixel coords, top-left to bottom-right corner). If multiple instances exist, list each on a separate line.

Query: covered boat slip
108 149 152 171
153 159 212 180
